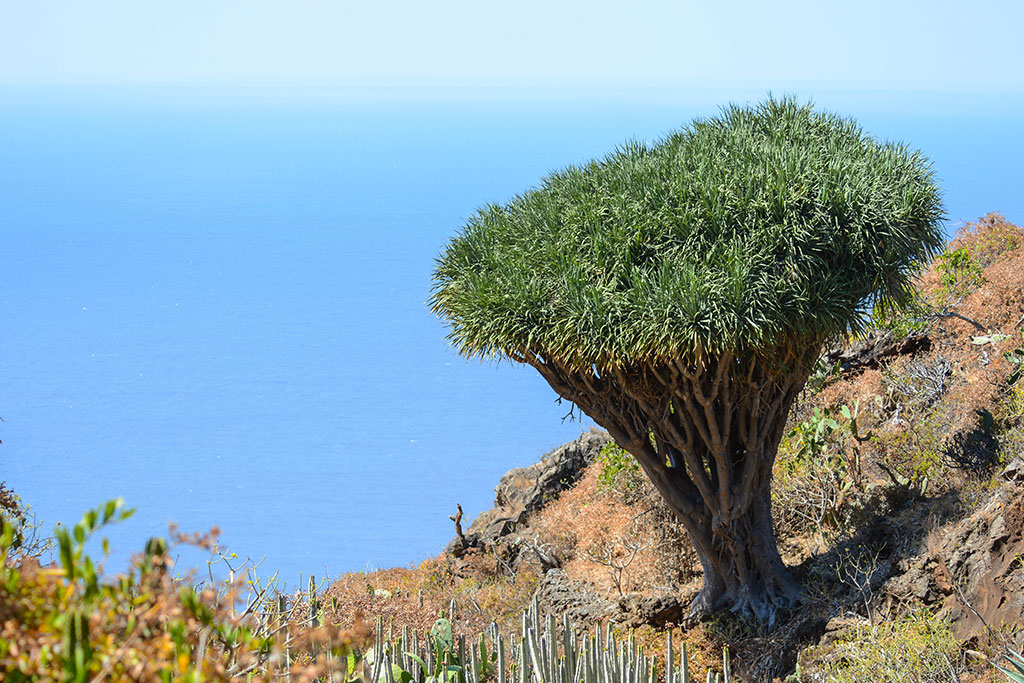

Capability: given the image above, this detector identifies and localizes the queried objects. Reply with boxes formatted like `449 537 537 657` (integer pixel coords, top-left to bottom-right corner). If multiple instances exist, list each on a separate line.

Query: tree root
683 582 803 630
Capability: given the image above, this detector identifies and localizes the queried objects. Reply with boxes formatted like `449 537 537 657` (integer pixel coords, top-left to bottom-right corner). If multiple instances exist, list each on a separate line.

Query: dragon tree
430 98 944 625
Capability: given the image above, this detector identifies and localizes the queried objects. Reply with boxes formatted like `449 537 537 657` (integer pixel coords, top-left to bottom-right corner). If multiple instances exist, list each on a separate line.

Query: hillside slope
324 213 1024 682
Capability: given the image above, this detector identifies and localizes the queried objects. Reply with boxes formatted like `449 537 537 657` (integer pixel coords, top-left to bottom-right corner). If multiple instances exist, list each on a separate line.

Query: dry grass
531 460 698 596
321 554 540 638
319 459 700 640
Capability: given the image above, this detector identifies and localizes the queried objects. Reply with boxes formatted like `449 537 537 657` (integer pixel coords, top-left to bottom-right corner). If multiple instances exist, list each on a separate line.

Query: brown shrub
529 461 698 596
322 553 538 638
814 368 885 415
0 481 20 522
0 507 367 682
951 212 1024 267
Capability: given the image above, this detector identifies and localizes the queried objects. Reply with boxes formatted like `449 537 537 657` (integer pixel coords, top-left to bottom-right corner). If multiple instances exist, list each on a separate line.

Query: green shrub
1000 374 1024 424
596 441 646 503
773 407 857 544
801 611 963 683
867 290 932 338
806 356 843 396
871 414 946 494
867 244 986 337
935 247 986 305
951 212 1024 267
0 500 368 681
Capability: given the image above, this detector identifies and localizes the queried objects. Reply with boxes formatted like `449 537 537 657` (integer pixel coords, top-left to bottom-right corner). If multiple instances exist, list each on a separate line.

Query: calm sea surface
1 87 1021 584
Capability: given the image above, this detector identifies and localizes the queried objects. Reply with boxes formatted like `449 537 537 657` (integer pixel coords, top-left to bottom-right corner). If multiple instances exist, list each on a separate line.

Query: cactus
364 598 731 683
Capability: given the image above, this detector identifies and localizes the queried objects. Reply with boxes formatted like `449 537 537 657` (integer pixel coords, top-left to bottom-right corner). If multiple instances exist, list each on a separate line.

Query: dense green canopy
432 98 944 370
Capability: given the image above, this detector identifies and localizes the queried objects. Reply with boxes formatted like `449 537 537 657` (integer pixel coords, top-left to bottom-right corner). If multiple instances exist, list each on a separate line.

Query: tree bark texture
516 345 820 626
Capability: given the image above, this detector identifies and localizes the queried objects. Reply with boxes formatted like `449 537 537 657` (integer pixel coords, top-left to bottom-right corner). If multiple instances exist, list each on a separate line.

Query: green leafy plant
839 400 872 479
799 610 962 683
872 413 946 496
951 212 1024 267
789 407 842 460
868 245 987 337
867 289 932 337
774 405 863 545
995 650 1024 682
806 356 843 395
596 441 645 502
935 247 986 303
1 499 369 681
1005 342 1024 387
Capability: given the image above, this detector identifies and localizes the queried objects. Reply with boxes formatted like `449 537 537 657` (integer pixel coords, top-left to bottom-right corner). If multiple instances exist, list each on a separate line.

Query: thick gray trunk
681 489 801 627
627 433 802 627
523 344 821 627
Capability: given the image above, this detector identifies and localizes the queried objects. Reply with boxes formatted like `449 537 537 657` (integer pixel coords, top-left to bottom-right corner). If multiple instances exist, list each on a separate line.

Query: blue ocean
1 86 1021 584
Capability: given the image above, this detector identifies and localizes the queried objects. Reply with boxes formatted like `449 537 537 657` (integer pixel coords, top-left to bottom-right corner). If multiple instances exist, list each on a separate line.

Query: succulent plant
995 650 1024 683
363 598 731 683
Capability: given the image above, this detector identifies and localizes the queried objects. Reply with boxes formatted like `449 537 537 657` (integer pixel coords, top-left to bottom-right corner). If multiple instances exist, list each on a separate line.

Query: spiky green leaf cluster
431 98 944 370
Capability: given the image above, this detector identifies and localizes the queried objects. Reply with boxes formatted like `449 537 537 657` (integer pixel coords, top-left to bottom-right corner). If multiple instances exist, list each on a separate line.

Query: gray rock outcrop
822 330 932 375
534 569 618 623
881 481 1024 646
447 429 609 557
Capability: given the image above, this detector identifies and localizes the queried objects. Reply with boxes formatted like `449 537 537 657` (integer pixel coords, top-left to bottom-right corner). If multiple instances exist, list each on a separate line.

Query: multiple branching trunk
517 344 821 626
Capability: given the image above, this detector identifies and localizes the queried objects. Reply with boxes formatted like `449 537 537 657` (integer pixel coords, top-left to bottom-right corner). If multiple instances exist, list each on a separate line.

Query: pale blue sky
1 0 1022 91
